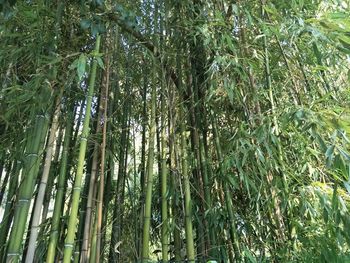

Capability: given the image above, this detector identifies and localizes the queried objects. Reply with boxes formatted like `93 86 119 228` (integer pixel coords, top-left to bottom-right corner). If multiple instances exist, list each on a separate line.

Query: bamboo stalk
95 33 110 263
6 112 49 263
62 34 101 263
80 104 102 263
46 103 74 263
179 107 195 263
25 88 63 263
0 160 21 262
141 63 157 263
211 111 240 261
160 77 169 262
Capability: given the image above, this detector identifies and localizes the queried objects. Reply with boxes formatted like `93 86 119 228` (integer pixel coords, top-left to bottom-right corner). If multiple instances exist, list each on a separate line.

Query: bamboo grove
0 0 350 262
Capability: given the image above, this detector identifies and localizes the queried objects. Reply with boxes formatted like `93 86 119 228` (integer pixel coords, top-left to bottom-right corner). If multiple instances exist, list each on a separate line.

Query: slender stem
25 88 63 263
179 107 195 263
62 34 101 263
95 34 110 263
141 63 157 263
46 104 73 263
6 112 49 263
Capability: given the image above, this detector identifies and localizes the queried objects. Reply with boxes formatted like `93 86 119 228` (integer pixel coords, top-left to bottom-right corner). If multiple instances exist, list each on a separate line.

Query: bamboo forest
1 0 350 262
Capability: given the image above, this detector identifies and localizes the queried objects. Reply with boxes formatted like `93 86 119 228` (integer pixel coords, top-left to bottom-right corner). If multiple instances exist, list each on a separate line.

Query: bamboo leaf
96 57 104 69
77 54 87 80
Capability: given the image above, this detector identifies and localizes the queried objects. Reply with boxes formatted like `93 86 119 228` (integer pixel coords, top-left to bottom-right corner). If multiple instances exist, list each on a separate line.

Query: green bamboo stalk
137 69 148 260
170 124 182 263
160 82 169 262
41 125 63 222
21 116 53 260
25 89 63 263
40 0 65 224
141 64 157 263
211 111 240 261
132 126 139 263
159 4 169 254
72 133 95 263
108 82 130 262
95 38 110 263
62 34 101 263
101 94 115 257
261 3 289 244
167 77 182 263
6 112 49 263
0 160 21 261
80 86 104 261
90 36 110 263
46 105 73 263
89 208 98 263
261 30 279 132
173 226 182 262
179 107 195 263
80 116 101 262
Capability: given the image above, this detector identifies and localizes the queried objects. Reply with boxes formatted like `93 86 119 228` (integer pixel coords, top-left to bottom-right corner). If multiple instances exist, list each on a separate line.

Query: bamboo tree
168 87 182 263
6 109 50 262
72 137 95 263
1 2 350 263
137 66 148 259
101 62 117 257
179 107 195 263
25 88 63 263
185 1 214 257
80 88 103 263
46 103 74 263
89 208 98 263
211 111 240 261
41 125 64 222
158 2 169 257
160 76 169 262
89 33 111 263
261 2 290 245
62 34 101 263
108 66 131 263
141 59 157 263
0 160 21 261
95 33 110 263
237 0 261 119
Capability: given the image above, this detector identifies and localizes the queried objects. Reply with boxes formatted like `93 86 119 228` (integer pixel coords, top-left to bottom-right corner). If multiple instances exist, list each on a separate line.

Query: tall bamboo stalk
62 34 101 263
0 160 21 261
160 77 169 262
141 61 157 263
6 111 49 262
108 78 130 262
211 112 240 261
25 88 63 263
80 93 102 263
137 68 148 259
46 103 74 263
179 107 195 263
167 72 182 263
95 36 110 263
41 125 64 222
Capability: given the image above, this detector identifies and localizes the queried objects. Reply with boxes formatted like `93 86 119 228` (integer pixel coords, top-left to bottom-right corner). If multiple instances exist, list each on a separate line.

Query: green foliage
1 0 350 262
